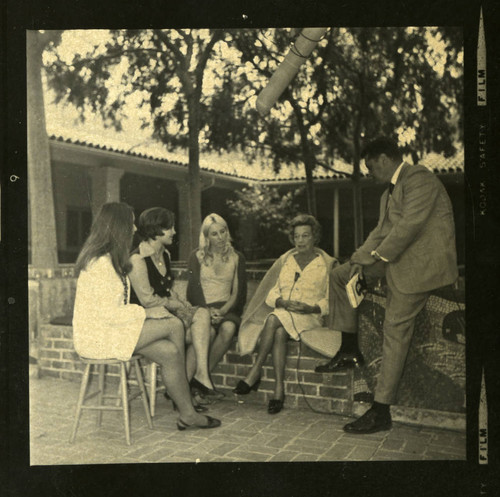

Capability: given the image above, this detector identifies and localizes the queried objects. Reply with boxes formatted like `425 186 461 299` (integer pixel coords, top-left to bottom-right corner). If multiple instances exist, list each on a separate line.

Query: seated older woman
128 207 218 403
235 214 338 414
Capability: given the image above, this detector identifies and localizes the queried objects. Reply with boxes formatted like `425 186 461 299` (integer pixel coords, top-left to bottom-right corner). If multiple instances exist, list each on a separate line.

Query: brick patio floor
29 376 466 465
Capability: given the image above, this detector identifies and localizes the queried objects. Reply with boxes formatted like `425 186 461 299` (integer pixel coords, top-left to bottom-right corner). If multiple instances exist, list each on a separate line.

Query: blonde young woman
187 213 247 379
72 203 220 430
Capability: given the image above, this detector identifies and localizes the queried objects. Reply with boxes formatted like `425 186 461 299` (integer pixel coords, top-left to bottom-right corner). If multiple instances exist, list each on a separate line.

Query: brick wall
31 265 465 430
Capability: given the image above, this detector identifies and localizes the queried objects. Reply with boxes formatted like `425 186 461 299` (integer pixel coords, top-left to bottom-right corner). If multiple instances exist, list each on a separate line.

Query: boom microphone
256 27 329 116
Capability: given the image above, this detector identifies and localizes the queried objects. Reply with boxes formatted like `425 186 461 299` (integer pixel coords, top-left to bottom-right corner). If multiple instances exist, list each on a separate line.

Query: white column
89 167 125 218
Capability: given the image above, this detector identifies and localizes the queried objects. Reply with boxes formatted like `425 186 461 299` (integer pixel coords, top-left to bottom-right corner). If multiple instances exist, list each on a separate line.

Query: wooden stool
148 362 166 417
70 355 153 445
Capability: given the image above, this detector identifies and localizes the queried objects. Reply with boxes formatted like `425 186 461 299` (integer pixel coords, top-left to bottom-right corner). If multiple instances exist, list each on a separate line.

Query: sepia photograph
4 0 500 495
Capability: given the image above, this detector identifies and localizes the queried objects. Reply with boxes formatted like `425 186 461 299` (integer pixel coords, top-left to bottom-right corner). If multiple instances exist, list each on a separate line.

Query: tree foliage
42 27 463 255
226 184 303 259
44 29 227 255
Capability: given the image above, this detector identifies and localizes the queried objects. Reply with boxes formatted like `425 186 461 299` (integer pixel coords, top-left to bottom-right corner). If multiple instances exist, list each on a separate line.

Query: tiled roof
49 132 464 182
47 119 464 182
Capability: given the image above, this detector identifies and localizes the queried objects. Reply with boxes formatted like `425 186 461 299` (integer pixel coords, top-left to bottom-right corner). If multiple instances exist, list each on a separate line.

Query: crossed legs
134 317 210 426
243 314 288 400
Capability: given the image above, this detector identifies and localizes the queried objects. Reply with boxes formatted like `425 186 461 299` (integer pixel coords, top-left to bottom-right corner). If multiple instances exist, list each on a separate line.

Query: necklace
153 251 164 266
121 275 128 305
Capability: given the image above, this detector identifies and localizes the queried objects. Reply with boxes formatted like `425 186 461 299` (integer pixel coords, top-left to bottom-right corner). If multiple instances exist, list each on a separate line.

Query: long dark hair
75 202 135 277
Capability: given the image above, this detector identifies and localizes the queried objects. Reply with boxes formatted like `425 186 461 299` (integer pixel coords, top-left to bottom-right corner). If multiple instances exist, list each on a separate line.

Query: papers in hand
346 273 367 308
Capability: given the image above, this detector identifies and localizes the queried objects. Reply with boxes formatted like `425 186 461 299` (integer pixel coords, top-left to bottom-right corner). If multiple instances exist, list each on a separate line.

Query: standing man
315 137 458 434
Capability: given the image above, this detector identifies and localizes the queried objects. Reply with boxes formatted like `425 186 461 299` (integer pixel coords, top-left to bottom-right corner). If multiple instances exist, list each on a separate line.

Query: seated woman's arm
264 258 322 315
76 256 146 327
217 267 239 316
129 254 172 310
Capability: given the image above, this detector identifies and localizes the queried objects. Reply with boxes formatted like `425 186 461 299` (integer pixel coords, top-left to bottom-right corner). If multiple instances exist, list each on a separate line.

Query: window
66 207 92 249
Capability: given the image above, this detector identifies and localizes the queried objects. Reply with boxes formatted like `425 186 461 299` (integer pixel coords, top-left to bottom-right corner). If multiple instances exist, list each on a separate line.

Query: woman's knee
275 326 288 342
168 316 185 337
219 322 236 342
155 339 180 365
194 307 210 325
265 314 281 330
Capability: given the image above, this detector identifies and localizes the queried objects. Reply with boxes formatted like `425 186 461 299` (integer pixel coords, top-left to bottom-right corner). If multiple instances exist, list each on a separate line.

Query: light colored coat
73 254 146 360
356 163 458 294
238 248 338 356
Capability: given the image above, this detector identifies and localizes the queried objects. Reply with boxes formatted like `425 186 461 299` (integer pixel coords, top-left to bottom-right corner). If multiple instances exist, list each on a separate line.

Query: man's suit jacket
356 163 458 295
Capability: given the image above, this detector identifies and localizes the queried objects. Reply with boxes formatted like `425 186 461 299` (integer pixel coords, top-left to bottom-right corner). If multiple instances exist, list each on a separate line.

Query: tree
226 184 303 259
219 27 463 248
227 28 343 218
27 30 63 267
44 29 225 257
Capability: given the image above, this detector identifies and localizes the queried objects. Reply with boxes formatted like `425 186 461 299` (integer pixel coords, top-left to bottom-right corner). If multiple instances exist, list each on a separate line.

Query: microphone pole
256 27 329 117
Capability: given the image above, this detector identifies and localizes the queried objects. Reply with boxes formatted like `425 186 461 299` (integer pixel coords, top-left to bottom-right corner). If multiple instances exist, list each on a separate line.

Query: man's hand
350 251 376 266
349 262 364 279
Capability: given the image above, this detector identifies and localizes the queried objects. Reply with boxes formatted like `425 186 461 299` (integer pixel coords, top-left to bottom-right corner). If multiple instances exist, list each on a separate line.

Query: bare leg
272 327 288 400
134 319 209 426
189 307 213 389
244 314 282 386
185 326 215 380
134 316 183 350
209 321 236 371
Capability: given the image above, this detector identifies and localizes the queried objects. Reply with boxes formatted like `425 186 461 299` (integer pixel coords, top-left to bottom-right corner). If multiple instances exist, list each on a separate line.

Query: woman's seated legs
186 307 213 389
244 313 283 386
209 321 236 372
134 316 184 351
272 326 288 401
135 318 210 426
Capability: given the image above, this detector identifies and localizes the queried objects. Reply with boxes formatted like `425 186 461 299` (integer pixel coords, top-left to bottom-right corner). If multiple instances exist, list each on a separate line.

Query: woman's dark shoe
232 378 261 395
171 400 208 413
176 415 221 431
192 390 213 406
191 377 225 399
268 398 284 414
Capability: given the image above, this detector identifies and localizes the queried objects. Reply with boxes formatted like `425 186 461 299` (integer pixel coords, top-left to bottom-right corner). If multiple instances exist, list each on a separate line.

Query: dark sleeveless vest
129 248 174 304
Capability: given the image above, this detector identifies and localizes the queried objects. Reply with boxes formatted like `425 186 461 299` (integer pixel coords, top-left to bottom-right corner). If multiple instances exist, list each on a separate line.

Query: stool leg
70 363 91 443
134 358 153 429
96 363 105 427
116 361 131 407
149 363 157 417
120 362 131 445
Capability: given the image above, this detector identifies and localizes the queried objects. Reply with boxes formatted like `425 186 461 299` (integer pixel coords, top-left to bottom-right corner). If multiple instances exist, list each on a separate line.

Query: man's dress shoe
343 407 392 434
314 351 364 373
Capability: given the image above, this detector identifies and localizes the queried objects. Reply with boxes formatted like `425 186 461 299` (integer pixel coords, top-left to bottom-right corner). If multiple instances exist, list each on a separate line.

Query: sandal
176 415 221 431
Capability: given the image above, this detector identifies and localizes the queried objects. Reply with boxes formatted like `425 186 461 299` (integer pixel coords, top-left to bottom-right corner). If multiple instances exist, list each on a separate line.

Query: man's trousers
330 261 429 405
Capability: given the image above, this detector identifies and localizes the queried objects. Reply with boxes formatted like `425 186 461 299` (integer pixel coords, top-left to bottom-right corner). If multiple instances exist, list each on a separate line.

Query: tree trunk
352 122 364 249
186 93 202 257
27 31 59 268
304 153 317 217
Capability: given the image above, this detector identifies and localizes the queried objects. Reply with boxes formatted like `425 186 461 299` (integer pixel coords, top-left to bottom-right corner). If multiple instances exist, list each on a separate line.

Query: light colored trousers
330 261 429 405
